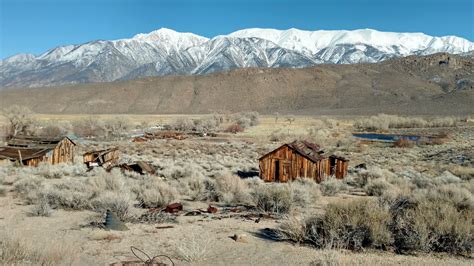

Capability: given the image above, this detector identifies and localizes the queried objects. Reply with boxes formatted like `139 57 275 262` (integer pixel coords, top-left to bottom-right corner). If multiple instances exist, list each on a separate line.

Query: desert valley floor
0 114 473 265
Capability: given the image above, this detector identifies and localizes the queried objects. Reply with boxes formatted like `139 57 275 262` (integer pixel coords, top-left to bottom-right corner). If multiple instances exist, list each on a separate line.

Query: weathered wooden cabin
329 155 349 179
0 136 76 166
259 140 349 183
83 148 119 169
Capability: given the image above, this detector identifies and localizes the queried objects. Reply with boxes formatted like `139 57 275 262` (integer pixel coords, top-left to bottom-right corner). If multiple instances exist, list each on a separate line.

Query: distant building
258 140 348 183
0 135 76 166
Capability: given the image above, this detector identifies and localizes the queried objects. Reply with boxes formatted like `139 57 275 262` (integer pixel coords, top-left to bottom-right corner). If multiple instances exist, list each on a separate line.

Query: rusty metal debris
155 225 174 230
110 246 174 266
164 202 183 213
207 205 218 214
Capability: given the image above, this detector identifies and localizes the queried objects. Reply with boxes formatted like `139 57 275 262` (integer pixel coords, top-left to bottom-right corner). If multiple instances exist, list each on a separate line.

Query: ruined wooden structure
83 148 119 169
118 161 156 175
0 135 76 166
259 140 349 183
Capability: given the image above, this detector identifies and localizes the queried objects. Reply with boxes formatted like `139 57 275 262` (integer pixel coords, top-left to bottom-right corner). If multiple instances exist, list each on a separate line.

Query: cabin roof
329 154 350 162
83 147 118 157
7 135 76 148
0 146 52 161
259 140 325 163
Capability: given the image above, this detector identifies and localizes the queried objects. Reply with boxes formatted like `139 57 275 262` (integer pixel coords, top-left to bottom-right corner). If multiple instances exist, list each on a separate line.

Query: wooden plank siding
259 145 330 183
332 158 349 179
22 138 75 166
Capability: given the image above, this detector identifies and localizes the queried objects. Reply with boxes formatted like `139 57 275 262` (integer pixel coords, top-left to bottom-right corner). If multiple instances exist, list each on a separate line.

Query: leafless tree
2 105 35 138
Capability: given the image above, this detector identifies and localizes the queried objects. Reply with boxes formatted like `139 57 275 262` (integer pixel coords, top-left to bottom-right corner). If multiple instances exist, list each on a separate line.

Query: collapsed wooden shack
0 135 76 166
258 140 349 183
83 148 119 169
118 161 156 175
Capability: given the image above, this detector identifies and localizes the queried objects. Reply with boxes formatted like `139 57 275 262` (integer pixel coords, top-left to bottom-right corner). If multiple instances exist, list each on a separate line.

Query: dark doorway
329 156 336 175
274 160 280 182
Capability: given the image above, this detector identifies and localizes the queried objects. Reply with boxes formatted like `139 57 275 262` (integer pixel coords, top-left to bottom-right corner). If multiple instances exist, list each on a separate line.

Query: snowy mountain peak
133 28 206 41
229 28 474 55
2 53 36 64
126 28 209 54
1 27 473 88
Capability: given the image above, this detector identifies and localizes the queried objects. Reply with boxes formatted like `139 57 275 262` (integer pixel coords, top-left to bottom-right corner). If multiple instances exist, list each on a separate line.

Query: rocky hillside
0 53 472 115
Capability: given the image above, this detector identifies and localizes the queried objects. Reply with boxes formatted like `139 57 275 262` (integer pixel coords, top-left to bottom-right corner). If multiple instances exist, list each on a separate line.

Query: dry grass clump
320 178 348 196
182 175 209 201
409 171 462 189
175 232 210 262
308 250 340 266
447 165 474 180
91 191 133 221
252 184 293 214
289 178 321 207
234 111 259 128
278 186 473 256
170 115 223 132
88 230 123 241
29 197 53 217
179 172 253 205
278 217 307 244
12 169 135 220
350 166 399 189
354 114 461 131
214 172 251 204
39 180 94 210
0 232 79 265
364 178 395 196
306 199 392 251
13 176 43 204
389 193 472 254
135 177 179 208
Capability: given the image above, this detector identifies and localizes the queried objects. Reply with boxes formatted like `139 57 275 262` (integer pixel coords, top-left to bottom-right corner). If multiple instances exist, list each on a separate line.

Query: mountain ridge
1 28 473 89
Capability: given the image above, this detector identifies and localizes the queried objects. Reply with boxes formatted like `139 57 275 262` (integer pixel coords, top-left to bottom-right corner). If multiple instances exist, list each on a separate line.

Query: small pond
352 133 432 142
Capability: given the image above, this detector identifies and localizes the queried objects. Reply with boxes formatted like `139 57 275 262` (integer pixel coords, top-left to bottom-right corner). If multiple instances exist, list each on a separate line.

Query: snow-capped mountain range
1 28 473 88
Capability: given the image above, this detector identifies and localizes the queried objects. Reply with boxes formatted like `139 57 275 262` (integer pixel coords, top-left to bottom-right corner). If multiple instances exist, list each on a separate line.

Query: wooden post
17 149 23 167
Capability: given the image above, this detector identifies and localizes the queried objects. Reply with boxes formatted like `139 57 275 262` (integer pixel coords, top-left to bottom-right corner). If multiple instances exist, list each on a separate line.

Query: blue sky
0 0 473 59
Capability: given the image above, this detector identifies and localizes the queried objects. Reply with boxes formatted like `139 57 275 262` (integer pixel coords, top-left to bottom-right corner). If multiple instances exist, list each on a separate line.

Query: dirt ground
0 115 473 265
0 195 471 265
